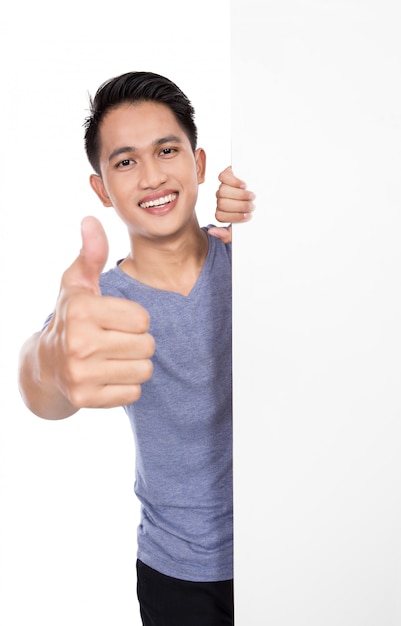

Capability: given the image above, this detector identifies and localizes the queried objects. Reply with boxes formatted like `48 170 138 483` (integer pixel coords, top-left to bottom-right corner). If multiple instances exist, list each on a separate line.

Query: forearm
18 332 79 420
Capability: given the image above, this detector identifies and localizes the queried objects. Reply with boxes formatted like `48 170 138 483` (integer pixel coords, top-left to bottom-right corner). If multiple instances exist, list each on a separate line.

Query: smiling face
90 101 206 242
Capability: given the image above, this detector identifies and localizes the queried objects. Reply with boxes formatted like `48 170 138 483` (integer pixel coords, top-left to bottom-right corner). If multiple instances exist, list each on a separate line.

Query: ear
195 148 206 184
89 174 113 207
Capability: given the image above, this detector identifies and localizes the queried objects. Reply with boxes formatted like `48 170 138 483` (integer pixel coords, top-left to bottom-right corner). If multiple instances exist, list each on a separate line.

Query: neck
119 222 209 296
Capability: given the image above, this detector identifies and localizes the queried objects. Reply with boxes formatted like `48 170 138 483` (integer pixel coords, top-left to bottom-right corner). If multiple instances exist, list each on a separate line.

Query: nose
139 158 167 189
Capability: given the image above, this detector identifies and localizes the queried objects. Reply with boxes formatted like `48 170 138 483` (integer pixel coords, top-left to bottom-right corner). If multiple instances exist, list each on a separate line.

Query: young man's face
90 101 206 240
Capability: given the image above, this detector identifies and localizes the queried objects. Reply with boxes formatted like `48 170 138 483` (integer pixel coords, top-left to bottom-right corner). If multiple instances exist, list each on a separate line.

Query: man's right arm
18 216 155 420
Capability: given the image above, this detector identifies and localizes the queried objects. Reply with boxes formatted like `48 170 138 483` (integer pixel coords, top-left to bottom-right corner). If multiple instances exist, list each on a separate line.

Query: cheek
105 177 131 205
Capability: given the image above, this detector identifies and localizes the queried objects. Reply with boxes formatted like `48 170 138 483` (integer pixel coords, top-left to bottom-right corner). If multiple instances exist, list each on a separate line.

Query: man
18 71 255 625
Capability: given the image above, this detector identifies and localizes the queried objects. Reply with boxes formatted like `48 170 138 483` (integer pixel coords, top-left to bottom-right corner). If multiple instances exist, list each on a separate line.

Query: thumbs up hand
22 217 155 418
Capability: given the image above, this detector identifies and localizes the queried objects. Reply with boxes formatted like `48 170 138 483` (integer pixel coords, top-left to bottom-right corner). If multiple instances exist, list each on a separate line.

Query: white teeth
140 193 177 209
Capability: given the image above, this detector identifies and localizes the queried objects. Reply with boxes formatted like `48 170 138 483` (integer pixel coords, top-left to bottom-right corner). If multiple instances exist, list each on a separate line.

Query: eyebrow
107 135 183 163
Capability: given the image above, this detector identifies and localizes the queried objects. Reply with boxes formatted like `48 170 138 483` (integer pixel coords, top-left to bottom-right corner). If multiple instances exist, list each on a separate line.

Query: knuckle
145 334 156 357
133 303 151 332
63 327 78 353
64 330 91 360
63 359 87 390
66 384 89 409
136 358 153 383
143 359 154 380
129 384 142 403
65 294 92 321
141 308 152 331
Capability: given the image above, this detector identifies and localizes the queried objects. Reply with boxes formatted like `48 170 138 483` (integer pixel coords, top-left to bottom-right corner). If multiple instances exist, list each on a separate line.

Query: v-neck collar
113 229 214 300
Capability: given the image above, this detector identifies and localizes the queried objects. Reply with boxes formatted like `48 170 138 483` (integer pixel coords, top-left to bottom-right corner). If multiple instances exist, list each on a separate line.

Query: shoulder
204 226 232 262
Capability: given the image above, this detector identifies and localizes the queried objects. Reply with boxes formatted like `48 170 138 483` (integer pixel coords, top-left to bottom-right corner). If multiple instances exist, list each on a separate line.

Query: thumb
63 216 109 295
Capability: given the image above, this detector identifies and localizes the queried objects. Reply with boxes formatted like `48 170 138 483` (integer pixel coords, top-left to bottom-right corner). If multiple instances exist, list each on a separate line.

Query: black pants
136 560 234 626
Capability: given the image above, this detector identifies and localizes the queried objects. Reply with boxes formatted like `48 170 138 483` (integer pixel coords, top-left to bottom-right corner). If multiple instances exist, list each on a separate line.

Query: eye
160 147 177 157
116 158 135 168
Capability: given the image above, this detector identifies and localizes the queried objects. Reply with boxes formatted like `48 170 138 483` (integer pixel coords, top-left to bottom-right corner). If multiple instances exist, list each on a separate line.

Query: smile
139 193 177 209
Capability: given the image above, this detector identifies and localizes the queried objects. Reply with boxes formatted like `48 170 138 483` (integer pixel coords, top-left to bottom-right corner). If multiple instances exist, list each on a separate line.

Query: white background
0 2 230 624
232 1 401 624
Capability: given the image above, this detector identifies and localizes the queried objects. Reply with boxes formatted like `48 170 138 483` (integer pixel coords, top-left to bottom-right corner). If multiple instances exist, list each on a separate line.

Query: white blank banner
232 2 401 624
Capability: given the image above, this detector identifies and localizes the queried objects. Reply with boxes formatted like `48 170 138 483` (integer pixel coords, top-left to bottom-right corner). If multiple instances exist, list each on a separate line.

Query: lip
138 190 179 216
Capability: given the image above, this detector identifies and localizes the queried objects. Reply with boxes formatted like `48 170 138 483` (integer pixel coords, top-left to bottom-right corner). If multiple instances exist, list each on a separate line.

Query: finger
94 359 154 386
69 356 154 387
216 183 256 202
208 225 232 243
61 360 154 408
67 382 144 409
65 294 151 335
94 384 144 408
62 216 109 295
216 196 256 215
215 209 253 224
65 323 155 361
98 331 155 360
218 166 247 189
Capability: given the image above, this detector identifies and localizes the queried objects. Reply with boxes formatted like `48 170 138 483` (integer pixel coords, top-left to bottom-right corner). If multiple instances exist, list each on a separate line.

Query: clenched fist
19 217 155 418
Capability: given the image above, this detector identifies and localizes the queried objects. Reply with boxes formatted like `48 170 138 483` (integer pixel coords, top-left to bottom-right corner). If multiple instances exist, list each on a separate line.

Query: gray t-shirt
100 229 233 582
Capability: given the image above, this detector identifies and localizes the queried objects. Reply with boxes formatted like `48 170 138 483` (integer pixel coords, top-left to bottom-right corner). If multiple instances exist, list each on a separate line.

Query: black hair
84 71 198 175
